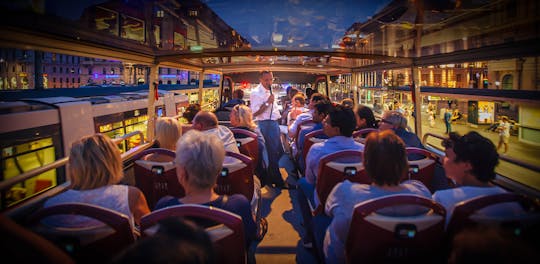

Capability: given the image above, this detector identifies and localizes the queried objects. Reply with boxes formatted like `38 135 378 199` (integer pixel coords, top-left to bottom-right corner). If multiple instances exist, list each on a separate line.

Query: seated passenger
155 130 256 247
432 132 522 225
340 98 354 109
304 104 364 185
145 117 182 162
181 103 201 124
230 104 269 182
355 104 378 131
222 89 246 109
288 93 328 139
296 100 332 171
192 111 240 153
279 86 299 126
378 110 424 160
287 93 307 126
112 217 215 264
323 130 431 264
44 134 150 226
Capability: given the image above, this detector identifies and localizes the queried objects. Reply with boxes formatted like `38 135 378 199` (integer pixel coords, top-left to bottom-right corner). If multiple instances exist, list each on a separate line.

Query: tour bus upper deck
1 0 540 263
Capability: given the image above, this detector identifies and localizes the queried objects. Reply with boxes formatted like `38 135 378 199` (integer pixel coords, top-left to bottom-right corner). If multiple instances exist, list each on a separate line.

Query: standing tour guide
250 71 287 189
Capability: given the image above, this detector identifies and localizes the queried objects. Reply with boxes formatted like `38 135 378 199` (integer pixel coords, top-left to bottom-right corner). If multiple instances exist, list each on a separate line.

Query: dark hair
183 103 201 123
364 130 408 185
305 87 314 100
310 93 327 104
356 105 378 129
313 100 332 116
232 89 244 99
340 98 354 109
259 70 271 78
113 217 215 264
327 104 356 137
442 132 499 182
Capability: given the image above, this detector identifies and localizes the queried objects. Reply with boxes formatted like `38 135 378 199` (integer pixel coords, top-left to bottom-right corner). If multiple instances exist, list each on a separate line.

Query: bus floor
254 185 319 264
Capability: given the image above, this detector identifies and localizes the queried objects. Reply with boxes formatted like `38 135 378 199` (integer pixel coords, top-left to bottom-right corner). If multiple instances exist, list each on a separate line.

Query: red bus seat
215 151 255 202
1 214 75 264
230 128 260 168
132 148 184 209
27 202 136 263
446 193 540 239
312 150 368 215
140 204 246 264
346 194 446 263
405 147 438 192
352 127 378 144
301 129 327 169
293 120 316 155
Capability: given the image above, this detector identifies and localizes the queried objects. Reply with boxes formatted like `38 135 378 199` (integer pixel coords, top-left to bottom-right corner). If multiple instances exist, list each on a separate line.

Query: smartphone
344 166 357 177
220 168 229 177
395 224 417 239
151 165 164 175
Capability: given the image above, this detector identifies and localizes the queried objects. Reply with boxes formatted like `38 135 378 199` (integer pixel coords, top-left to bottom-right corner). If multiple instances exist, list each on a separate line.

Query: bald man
192 111 240 153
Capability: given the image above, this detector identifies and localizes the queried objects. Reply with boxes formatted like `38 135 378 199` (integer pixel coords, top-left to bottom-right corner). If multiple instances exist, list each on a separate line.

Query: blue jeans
257 120 284 186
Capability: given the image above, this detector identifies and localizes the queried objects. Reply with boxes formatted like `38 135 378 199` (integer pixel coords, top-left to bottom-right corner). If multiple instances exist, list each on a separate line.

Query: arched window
502 74 513 90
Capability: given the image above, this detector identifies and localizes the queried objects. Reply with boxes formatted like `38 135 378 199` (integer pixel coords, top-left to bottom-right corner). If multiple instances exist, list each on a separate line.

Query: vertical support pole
34 51 44 90
325 74 330 99
351 72 359 105
147 64 158 142
198 70 204 106
411 65 422 136
219 73 224 107
412 0 424 136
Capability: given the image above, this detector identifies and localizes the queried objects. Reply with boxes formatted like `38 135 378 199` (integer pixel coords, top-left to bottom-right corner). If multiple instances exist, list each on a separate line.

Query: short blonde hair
175 130 225 189
231 104 257 130
155 117 182 150
68 134 123 190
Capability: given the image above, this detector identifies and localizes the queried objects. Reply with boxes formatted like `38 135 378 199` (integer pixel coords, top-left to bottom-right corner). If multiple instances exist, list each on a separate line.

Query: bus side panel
0 109 59 134
57 102 94 156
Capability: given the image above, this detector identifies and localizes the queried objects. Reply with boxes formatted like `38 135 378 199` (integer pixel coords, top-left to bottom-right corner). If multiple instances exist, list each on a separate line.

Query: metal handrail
0 131 149 192
422 132 540 173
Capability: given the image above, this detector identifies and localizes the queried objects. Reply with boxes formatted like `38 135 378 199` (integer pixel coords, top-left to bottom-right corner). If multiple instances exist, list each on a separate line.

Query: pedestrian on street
444 108 453 134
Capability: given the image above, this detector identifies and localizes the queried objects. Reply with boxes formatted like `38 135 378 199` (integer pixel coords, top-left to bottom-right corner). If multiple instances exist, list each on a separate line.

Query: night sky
203 0 391 48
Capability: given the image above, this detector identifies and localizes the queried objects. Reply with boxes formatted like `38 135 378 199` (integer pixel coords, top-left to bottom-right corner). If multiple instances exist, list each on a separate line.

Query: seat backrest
405 147 437 192
294 119 316 149
27 202 135 263
301 129 327 168
132 148 185 209
140 204 246 264
230 128 259 168
346 194 446 263
215 151 254 201
315 150 368 214
1 214 75 264
352 128 378 144
446 193 540 239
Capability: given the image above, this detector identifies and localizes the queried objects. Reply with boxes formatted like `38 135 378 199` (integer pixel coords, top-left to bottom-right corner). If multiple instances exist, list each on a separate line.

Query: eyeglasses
378 119 393 125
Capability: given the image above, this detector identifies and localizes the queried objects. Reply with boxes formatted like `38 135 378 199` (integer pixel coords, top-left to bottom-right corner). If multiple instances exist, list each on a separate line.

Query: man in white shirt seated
192 111 240 154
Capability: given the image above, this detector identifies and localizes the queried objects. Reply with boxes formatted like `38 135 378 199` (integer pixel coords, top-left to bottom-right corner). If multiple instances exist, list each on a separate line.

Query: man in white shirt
250 71 287 189
192 111 240 154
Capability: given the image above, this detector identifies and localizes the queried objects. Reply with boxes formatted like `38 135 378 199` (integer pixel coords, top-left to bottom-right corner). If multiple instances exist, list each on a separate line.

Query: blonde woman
145 117 183 162
44 134 150 227
230 104 266 203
